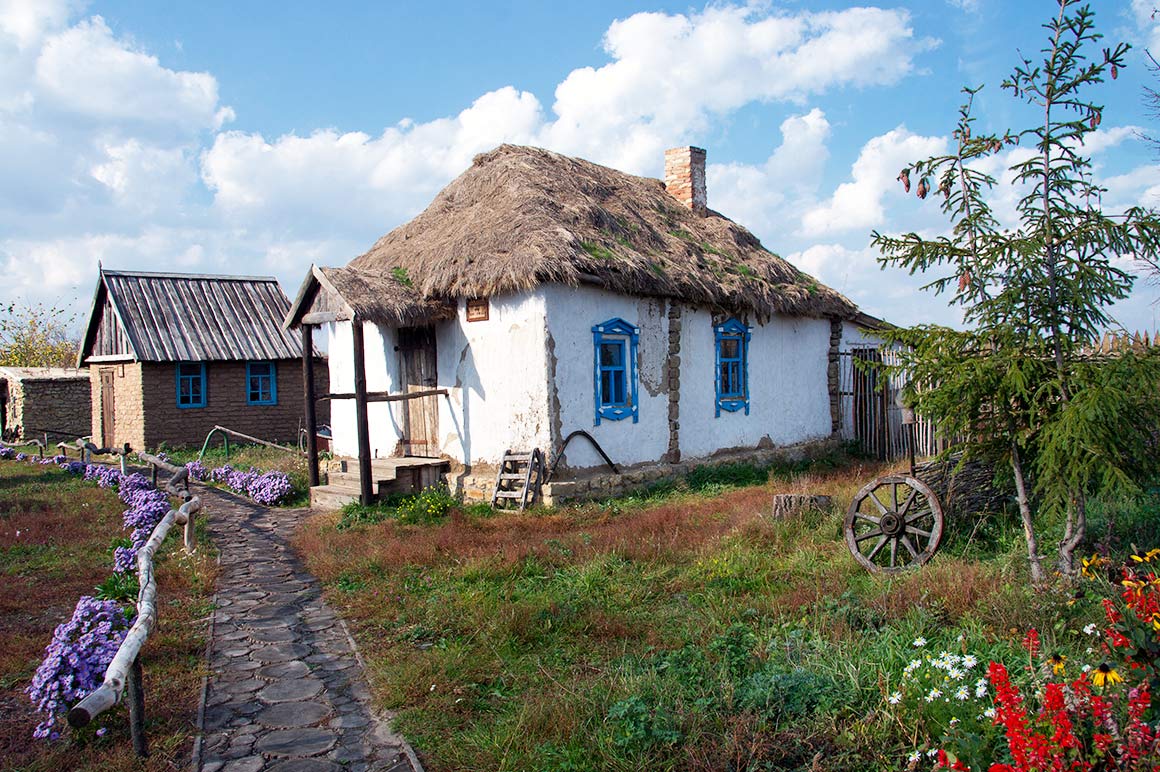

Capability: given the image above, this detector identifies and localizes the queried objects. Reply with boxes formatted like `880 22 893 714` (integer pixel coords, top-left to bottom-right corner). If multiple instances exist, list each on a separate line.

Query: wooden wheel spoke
867 491 889 516
892 483 899 513
855 529 885 542
898 489 918 517
905 525 932 540
889 538 898 567
900 535 920 559
866 535 889 562
906 508 933 524
855 512 881 526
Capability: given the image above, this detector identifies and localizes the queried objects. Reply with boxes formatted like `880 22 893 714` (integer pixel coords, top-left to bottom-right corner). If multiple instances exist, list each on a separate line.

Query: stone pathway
195 486 421 772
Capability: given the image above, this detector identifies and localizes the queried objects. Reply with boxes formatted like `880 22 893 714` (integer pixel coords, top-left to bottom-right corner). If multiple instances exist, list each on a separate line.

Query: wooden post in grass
126 656 147 757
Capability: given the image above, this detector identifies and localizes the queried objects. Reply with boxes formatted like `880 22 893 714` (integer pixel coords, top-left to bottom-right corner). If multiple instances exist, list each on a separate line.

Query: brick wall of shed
139 360 327 450
90 363 146 451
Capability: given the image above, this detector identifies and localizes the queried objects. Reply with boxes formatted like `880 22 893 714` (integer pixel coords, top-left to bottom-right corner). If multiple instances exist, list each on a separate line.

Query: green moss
580 241 618 261
391 266 414 287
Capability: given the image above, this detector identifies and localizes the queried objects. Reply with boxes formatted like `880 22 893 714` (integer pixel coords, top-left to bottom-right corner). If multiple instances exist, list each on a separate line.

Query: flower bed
0 451 175 739
185 460 294 506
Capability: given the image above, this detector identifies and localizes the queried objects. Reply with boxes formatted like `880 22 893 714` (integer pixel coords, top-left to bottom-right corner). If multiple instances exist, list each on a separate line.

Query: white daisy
888 691 903 705
913 637 928 648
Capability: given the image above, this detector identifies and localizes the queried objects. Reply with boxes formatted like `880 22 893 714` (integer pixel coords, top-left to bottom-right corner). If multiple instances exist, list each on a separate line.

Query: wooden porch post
301 324 320 488
351 320 374 506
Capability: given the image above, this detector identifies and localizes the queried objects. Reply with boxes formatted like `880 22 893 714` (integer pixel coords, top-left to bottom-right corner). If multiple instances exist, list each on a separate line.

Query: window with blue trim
176 362 206 408
592 318 639 424
246 361 277 405
715 318 750 416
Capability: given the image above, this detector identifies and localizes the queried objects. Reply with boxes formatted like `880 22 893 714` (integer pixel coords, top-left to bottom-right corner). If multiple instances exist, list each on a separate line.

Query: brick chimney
664 146 707 215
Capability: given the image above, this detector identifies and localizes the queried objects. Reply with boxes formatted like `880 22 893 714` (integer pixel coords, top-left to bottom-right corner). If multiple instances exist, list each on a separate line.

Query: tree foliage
871 0 1160 582
0 301 79 368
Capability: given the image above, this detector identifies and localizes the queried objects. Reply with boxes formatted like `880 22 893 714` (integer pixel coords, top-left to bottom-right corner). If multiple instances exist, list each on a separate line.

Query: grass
295 452 1128 771
160 442 313 507
0 461 217 770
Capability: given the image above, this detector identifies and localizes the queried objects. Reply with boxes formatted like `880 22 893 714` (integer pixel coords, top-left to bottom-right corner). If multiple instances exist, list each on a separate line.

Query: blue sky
1 0 1158 332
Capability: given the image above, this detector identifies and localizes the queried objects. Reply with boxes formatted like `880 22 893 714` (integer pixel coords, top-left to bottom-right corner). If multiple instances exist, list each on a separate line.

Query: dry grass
0 461 216 771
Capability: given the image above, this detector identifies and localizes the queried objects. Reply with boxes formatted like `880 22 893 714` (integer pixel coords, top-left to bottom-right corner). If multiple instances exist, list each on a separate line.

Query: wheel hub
880 512 904 537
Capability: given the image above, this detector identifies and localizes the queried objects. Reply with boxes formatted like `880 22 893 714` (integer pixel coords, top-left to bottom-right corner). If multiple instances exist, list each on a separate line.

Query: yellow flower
1130 548 1160 564
1049 654 1067 676
1081 554 1107 580
1092 663 1123 688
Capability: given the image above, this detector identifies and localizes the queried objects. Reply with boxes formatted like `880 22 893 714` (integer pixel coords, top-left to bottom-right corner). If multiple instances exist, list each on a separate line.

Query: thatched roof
293 144 857 326
322 266 457 326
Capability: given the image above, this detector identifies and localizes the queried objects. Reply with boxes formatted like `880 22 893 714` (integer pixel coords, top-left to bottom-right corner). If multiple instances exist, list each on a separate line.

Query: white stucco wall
436 292 553 465
327 292 553 466
326 320 405 459
679 309 832 459
544 284 671 469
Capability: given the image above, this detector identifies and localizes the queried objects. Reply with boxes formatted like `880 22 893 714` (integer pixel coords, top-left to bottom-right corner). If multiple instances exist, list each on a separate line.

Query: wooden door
100 368 116 448
851 348 884 459
397 326 439 457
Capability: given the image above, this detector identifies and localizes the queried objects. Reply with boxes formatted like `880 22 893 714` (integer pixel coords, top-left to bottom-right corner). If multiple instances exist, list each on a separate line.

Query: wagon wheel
844 476 943 574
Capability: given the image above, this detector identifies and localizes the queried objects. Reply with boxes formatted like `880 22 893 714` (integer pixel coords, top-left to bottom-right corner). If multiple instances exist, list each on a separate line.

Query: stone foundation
445 436 842 506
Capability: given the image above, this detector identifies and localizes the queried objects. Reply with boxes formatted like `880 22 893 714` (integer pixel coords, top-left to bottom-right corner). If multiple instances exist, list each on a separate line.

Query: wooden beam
301 311 350 325
351 322 374 506
320 388 448 403
302 325 319 488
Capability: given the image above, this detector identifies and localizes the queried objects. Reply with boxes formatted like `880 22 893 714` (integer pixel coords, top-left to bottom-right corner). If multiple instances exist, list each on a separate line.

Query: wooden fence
67 451 200 757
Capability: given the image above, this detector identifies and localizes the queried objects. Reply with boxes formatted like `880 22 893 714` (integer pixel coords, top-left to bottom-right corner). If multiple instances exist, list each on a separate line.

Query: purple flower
26 596 134 740
185 460 209 481
0 446 14 460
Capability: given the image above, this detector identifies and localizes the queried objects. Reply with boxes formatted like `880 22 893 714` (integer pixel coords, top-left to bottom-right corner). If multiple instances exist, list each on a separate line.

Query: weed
391 266 413 286
580 241 618 261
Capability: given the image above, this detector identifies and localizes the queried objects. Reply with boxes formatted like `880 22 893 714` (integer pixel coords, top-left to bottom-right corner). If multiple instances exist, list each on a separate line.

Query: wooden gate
397 326 439 457
100 368 116 448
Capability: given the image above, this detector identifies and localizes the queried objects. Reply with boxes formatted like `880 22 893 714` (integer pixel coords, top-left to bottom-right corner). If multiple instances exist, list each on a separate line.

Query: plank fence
837 329 1158 462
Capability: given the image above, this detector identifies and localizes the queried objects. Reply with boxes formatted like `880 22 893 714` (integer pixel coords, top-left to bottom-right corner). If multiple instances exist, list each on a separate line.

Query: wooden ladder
492 448 545 510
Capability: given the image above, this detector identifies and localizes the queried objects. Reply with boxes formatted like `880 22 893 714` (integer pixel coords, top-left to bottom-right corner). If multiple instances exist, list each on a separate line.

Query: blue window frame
592 318 639 424
246 361 277 405
715 318 750 416
176 362 206 409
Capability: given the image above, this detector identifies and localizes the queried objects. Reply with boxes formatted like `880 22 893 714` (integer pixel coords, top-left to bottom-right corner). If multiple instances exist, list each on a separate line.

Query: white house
286 144 876 504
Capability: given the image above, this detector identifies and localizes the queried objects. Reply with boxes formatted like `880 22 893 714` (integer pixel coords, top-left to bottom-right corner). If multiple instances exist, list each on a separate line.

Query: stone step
309 483 362 510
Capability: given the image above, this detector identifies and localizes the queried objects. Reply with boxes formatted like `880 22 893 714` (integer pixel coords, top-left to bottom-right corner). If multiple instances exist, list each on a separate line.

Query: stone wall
139 360 328 450
2 372 91 441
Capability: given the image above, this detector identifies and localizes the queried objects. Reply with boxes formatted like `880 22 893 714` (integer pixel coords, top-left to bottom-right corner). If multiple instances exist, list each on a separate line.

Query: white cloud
1130 0 1160 51
800 127 947 236
544 5 933 172
201 86 543 234
34 16 227 130
709 107 831 235
0 0 74 49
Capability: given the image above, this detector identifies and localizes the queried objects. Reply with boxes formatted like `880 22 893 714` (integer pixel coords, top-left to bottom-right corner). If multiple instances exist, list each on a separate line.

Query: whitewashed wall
436 292 552 465
544 284 671 469
679 310 832 459
326 320 404 458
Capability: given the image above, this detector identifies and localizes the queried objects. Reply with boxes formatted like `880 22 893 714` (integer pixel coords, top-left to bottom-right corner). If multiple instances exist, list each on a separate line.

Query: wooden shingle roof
79 269 305 364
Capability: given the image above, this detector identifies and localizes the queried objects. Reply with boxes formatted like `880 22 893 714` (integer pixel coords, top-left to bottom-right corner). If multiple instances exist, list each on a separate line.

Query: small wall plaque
466 298 489 322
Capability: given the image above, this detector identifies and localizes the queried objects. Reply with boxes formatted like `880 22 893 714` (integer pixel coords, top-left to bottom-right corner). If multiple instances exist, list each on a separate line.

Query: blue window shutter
592 318 640 424
176 362 207 409
246 361 277 405
714 318 750 417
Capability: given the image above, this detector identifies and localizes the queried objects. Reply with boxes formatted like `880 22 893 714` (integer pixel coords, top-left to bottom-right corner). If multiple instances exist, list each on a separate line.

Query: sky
1 0 1158 334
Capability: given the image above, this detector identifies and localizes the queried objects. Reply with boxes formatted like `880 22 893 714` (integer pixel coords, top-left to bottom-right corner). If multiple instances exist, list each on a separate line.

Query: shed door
100 368 116 448
397 326 439 457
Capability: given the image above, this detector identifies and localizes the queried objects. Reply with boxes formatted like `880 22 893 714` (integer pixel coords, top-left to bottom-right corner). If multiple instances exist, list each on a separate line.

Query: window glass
592 319 639 424
246 361 277 405
176 362 206 408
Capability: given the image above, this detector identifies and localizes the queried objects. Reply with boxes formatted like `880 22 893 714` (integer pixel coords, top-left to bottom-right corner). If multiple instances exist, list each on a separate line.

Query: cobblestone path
195 486 421 772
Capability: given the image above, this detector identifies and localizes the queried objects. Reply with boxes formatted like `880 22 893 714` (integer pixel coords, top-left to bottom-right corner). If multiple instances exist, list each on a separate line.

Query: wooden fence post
183 501 197 554
127 656 148 757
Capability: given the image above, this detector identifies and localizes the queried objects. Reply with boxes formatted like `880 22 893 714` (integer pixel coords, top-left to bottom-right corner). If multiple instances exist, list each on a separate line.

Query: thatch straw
347 144 856 321
317 267 456 327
